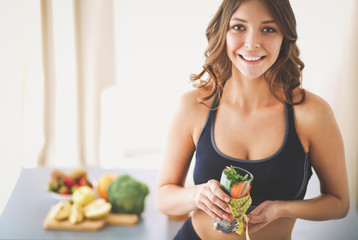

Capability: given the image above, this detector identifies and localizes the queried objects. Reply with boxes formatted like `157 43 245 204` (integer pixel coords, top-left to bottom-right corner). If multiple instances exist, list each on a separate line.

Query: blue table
0 168 184 240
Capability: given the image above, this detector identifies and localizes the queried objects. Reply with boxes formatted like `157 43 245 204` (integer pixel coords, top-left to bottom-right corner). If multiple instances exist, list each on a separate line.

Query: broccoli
107 174 149 215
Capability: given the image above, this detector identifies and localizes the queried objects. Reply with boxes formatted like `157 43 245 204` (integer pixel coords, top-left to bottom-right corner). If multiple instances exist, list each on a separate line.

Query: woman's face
226 0 283 80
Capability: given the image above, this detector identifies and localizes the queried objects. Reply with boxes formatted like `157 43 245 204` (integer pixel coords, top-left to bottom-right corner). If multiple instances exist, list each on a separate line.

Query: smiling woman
155 1 351 240
0 1 357 237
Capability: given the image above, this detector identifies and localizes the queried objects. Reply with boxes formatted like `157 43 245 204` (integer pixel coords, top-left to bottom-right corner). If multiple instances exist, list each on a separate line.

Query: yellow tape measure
228 194 252 240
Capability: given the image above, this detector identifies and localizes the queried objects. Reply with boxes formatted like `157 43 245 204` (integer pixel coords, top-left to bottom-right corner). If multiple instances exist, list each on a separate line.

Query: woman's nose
244 31 261 49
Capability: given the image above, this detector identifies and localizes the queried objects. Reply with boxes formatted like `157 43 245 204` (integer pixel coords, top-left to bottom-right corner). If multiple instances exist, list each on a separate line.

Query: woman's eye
262 27 276 33
233 25 245 31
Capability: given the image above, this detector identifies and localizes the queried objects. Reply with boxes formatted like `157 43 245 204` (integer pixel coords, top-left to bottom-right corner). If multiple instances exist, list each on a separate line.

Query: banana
69 203 84 224
49 200 71 221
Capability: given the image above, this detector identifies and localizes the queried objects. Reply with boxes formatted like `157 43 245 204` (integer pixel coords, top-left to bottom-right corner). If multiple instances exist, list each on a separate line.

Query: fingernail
222 213 229 219
226 207 231 212
216 217 221 222
225 197 230 202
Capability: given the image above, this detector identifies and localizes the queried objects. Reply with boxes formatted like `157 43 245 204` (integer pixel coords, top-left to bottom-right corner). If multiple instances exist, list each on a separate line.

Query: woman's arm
248 92 350 232
154 91 232 221
154 91 198 215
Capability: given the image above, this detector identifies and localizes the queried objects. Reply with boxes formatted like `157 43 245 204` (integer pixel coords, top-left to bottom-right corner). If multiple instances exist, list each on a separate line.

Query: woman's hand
195 179 232 222
247 200 282 233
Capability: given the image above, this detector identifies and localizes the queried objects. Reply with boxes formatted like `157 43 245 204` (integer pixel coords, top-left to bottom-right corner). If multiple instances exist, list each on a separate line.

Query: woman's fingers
195 180 232 221
208 180 231 202
207 182 231 212
205 196 231 219
248 213 268 224
246 201 281 233
197 189 229 221
249 200 270 215
199 198 223 221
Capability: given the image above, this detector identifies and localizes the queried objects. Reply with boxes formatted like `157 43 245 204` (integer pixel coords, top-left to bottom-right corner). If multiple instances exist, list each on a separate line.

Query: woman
155 0 350 239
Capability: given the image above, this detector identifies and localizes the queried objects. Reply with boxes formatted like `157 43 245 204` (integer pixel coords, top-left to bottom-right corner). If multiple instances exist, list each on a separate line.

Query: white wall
0 0 40 216
99 0 222 167
291 0 346 105
99 0 348 168
0 0 352 214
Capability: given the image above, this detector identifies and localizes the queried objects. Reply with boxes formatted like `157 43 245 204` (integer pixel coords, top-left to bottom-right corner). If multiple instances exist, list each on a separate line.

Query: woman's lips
239 54 265 64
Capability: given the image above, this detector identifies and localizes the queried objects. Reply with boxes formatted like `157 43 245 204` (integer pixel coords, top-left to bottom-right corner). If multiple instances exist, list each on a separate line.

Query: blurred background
0 0 357 233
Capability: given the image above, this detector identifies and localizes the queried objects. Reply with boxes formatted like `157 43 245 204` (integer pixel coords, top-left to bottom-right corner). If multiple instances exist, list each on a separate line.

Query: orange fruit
96 173 117 200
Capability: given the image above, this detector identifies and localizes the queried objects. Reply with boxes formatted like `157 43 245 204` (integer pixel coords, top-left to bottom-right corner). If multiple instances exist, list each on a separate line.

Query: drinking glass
212 166 253 233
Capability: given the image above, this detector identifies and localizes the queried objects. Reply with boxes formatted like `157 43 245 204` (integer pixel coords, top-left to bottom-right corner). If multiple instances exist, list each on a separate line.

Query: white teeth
242 55 262 61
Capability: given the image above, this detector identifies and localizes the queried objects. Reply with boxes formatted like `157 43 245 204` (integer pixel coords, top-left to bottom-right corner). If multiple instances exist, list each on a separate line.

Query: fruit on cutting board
69 203 84 224
49 200 71 220
84 198 112 219
96 173 117 200
72 186 96 206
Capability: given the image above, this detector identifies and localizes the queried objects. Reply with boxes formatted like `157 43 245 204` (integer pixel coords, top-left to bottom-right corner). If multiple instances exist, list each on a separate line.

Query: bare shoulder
178 87 212 116
293 89 335 124
176 87 213 144
292 89 338 150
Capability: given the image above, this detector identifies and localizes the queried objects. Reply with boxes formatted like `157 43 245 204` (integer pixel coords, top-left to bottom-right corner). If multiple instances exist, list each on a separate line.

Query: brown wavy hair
191 0 305 106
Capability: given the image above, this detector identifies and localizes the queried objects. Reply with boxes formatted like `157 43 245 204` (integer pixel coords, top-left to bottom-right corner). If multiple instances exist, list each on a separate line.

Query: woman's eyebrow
230 17 276 24
262 20 276 24
230 17 247 22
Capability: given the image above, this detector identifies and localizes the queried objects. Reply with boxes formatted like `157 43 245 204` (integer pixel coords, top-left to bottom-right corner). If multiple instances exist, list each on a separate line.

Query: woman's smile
239 54 266 64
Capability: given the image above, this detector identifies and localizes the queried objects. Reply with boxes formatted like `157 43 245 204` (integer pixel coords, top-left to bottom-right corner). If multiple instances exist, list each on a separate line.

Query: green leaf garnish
224 165 250 188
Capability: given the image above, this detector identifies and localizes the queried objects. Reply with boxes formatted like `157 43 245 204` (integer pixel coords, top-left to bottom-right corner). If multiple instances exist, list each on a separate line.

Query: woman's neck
222 73 279 111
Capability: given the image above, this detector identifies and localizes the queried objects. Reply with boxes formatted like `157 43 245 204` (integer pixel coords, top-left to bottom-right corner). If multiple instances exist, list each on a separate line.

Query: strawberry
78 177 87 186
63 177 76 187
58 185 70 195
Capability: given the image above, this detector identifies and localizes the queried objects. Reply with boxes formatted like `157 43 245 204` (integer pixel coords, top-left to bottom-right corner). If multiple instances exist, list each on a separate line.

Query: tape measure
228 194 252 240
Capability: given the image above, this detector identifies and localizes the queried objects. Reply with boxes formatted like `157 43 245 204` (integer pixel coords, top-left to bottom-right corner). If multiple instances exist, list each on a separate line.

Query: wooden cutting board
43 205 139 231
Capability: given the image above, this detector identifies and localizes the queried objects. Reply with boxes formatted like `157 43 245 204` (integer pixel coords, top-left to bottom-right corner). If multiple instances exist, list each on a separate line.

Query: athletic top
193 94 312 212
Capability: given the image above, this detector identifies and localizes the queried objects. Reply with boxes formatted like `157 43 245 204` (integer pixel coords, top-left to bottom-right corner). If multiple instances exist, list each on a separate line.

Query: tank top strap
285 102 297 136
198 93 219 140
210 92 220 108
